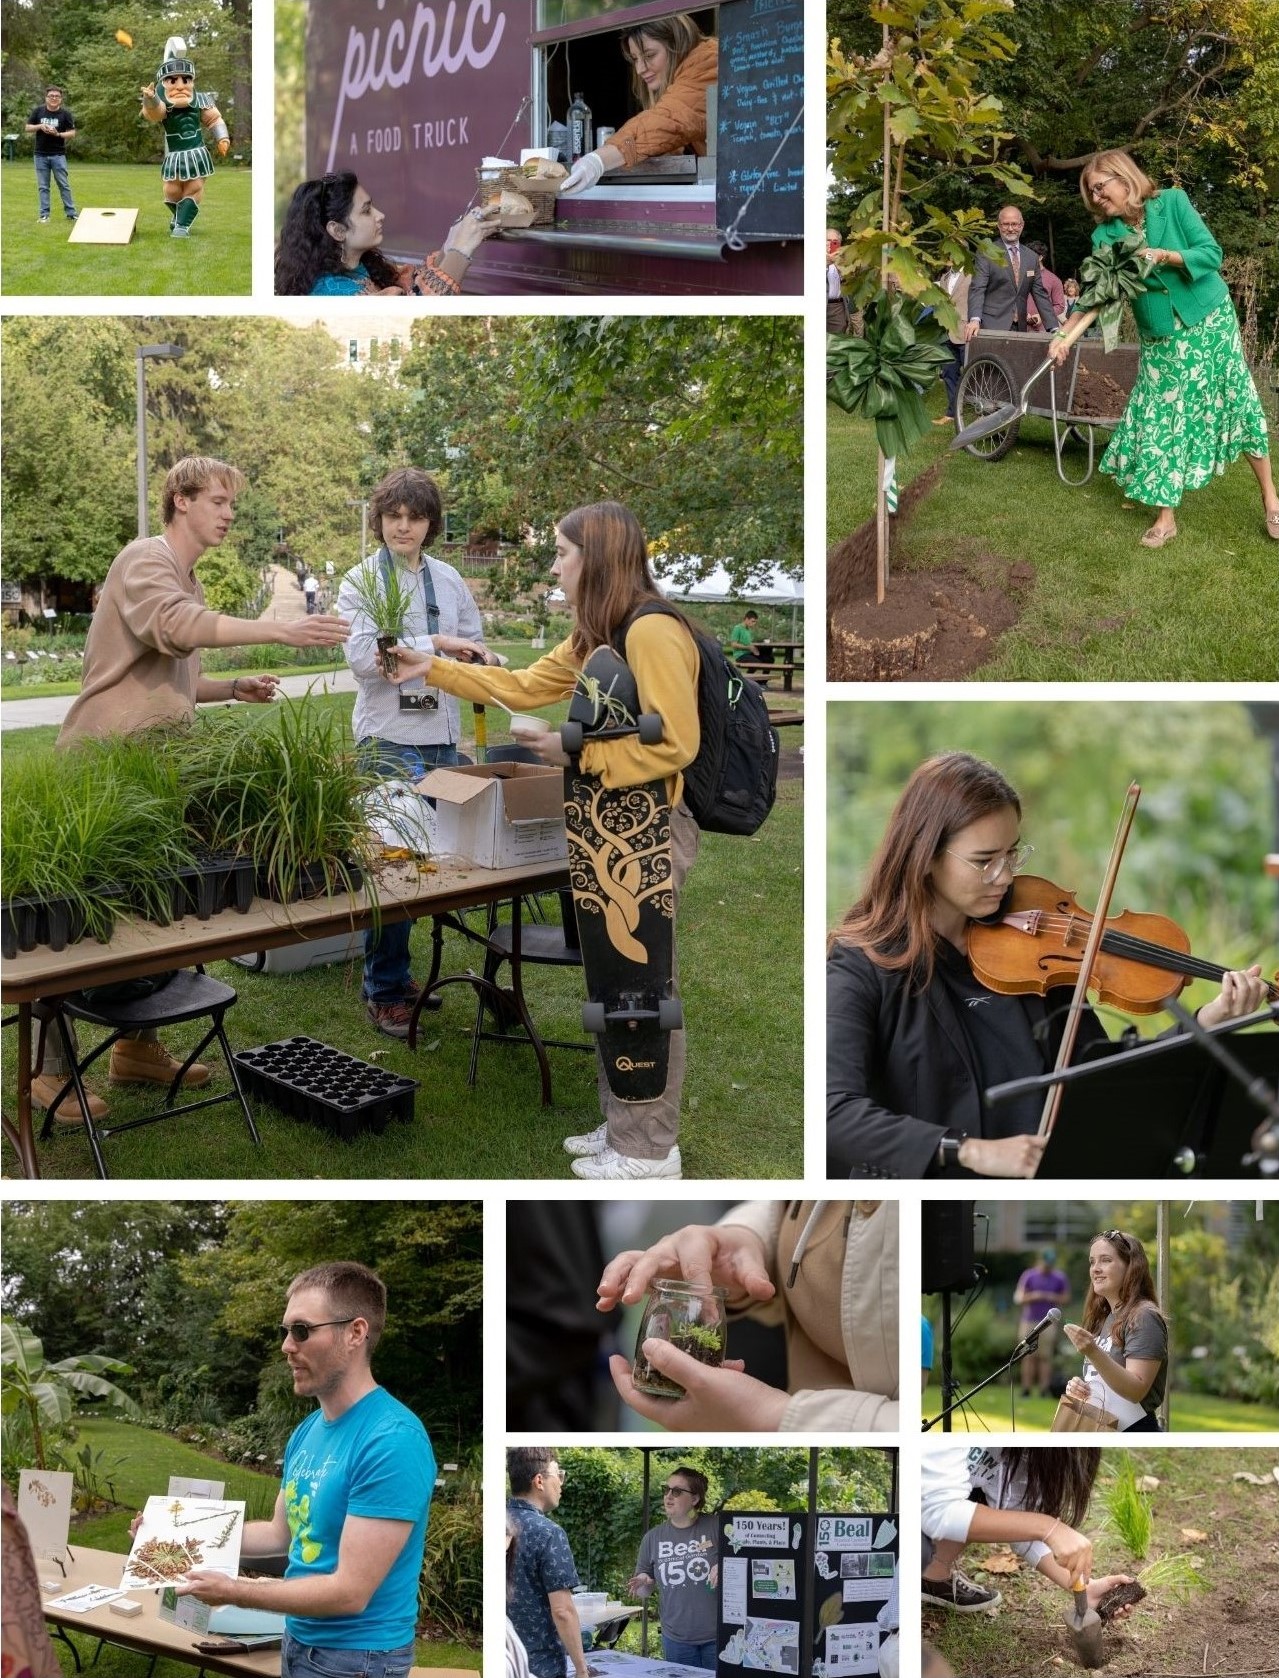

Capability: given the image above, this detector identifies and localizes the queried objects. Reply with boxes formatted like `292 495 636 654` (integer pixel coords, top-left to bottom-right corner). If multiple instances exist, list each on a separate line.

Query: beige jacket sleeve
718 1202 900 1432
612 38 719 168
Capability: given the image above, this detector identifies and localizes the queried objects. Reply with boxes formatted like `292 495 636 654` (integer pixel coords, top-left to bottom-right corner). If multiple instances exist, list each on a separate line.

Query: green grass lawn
1 161 251 295
48 1418 478 1672
926 1446 1279 1678
0 686 804 1181
827 386 1279 680
931 1384 1279 1433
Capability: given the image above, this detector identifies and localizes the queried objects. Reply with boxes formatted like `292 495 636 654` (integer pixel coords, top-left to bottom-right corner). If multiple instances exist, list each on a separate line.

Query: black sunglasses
280 1316 356 1342
1097 1230 1130 1251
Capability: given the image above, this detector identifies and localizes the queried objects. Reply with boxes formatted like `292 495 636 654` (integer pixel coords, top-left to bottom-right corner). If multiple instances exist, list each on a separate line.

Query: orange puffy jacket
611 37 719 169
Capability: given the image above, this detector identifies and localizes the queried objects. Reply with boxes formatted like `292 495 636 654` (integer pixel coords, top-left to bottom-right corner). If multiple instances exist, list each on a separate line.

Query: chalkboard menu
715 0 804 242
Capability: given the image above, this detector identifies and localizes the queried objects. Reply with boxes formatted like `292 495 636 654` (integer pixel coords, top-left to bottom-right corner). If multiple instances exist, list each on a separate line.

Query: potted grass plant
343 558 418 679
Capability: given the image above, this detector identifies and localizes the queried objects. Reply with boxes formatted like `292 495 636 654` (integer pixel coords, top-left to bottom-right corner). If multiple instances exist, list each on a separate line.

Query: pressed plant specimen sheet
122 1494 246 1590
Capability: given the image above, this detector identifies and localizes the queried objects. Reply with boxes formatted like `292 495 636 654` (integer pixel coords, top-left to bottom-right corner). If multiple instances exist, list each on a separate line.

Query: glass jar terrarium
631 1279 728 1398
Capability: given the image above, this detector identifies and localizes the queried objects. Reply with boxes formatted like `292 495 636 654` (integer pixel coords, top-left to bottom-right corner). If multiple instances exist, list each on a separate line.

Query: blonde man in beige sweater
33 456 348 1123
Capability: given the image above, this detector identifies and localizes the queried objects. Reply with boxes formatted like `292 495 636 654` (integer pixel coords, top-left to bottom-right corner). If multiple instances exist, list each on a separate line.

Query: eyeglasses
279 1317 356 1342
1088 176 1117 199
663 1485 695 1496
540 1465 566 1485
943 841 1035 885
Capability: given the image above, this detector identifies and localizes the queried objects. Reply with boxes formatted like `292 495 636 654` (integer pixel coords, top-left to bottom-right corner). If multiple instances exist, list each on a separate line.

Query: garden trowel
1064 1586 1106 1668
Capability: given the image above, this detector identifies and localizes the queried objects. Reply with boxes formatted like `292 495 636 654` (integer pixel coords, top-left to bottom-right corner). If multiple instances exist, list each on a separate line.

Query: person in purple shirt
1013 1246 1070 1398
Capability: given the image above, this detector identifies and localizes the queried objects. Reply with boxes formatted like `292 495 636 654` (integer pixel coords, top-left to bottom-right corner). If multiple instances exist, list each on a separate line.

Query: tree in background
1 1321 141 1473
0 0 250 161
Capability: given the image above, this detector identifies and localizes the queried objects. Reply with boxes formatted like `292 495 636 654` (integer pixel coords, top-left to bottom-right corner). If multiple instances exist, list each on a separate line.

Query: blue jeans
281 1633 414 1678
941 342 964 417
359 738 460 1002
35 154 76 217
662 1636 717 1669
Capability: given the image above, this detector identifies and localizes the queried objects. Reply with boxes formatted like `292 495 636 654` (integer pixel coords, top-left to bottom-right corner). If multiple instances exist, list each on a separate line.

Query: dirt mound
826 465 1032 680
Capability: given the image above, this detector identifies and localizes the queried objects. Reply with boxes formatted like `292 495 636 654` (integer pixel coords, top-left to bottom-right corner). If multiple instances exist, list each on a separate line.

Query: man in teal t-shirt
176 1261 435 1678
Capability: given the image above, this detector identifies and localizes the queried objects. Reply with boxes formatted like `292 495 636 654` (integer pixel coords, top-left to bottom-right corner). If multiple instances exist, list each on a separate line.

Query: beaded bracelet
231 678 242 700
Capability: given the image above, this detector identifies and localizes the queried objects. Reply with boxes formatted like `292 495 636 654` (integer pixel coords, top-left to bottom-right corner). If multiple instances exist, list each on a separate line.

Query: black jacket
826 941 1112 1179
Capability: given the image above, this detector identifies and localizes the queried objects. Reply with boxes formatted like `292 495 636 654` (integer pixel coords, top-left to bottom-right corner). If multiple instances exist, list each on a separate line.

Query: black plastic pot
233 1036 416 1141
0 896 40 962
256 857 364 905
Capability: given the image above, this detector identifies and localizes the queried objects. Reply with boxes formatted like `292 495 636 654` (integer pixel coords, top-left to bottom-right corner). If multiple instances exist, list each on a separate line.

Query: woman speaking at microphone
1062 1229 1168 1432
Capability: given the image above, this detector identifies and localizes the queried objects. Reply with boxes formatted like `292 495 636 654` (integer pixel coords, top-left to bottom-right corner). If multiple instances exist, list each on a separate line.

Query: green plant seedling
343 558 419 677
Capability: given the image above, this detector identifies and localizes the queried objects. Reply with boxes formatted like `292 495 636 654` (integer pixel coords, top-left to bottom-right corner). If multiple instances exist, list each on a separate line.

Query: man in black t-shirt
25 87 78 222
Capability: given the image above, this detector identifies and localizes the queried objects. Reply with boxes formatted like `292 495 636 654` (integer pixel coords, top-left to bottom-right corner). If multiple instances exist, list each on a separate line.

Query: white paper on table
46 1584 133 1613
121 1494 245 1592
18 1469 74 1559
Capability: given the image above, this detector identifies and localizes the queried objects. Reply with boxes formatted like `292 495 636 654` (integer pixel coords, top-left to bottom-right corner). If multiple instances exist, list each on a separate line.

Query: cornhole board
69 208 139 244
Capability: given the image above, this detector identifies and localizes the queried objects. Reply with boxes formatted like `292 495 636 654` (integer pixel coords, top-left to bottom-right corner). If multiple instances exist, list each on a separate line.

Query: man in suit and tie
964 206 1060 340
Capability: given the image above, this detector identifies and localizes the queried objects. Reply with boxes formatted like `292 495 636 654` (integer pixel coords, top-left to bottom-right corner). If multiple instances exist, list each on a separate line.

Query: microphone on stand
1013 1307 1061 1353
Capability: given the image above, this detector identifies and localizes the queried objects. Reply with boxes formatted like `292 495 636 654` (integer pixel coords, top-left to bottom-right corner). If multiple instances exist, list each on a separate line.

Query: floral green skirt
1099 298 1269 508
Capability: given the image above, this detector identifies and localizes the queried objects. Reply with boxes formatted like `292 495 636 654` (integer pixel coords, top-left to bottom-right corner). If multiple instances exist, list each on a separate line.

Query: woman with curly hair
274 172 497 296
561 14 718 194
1063 1229 1168 1431
1048 148 1277 547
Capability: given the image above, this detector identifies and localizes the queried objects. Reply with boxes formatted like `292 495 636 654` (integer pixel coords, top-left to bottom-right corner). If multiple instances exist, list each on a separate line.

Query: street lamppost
346 497 369 566
135 343 186 537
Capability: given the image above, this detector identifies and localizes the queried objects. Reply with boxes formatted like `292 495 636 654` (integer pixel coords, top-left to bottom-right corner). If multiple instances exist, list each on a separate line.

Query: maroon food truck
304 0 803 296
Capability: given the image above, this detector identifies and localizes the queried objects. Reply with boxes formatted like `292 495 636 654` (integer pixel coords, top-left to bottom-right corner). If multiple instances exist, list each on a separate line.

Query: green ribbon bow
827 292 954 460
1076 231 1156 353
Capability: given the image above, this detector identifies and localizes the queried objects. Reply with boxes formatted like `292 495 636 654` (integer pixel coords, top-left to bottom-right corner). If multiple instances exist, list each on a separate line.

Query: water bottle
567 91 593 163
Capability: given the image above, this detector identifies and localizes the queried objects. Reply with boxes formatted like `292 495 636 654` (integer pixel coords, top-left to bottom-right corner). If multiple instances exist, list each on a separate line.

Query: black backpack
615 602 780 836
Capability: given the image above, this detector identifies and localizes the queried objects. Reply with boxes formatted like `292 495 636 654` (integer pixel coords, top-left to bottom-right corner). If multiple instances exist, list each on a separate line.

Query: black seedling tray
233 1036 417 1141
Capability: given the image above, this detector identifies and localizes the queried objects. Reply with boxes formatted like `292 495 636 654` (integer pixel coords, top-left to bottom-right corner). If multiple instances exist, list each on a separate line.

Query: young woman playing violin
827 752 1269 1179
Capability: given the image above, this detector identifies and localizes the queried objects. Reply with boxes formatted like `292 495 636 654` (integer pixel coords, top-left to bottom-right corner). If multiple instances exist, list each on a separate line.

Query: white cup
509 714 548 741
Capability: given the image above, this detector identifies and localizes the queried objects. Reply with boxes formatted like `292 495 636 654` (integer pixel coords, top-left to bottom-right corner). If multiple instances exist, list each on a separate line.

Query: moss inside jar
632 1279 728 1399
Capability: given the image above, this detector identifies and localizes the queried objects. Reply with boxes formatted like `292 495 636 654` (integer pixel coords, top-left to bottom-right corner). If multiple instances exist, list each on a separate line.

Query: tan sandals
1140 524 1178 548
1266 509 1279 540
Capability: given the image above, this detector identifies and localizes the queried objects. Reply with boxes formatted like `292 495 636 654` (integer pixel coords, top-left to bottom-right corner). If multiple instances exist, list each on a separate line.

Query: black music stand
983 1012 1279 1178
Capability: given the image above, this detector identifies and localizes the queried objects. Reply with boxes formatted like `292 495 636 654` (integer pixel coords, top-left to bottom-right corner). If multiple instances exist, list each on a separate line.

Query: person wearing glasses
172 1262 435 1678
827 751 1265 1178
1062 1229 1168 1431
506 1450 589 1678
628 1467 718 1669
1048 149 1276 548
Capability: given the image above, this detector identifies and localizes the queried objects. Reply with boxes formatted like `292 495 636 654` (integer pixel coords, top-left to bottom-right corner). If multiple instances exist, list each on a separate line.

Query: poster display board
715 0 804 241
17 1468 73 1560
812 1514 898 1678
715 1510 898 1677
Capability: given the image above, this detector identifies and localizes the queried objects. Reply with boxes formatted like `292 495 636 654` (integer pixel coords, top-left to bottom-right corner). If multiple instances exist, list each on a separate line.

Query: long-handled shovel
1064 1585 1106 1669
950 308 1100 451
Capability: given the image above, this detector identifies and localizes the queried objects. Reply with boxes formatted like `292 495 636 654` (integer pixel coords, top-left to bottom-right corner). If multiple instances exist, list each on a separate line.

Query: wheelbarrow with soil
952 321 1139 485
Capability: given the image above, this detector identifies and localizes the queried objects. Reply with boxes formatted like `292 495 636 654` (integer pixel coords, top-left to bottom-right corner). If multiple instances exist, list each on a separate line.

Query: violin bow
1034 782 1142 1153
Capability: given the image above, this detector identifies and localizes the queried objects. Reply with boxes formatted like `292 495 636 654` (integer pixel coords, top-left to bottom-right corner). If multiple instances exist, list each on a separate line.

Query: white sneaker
563 1122 609 1157
571 1145 682 1181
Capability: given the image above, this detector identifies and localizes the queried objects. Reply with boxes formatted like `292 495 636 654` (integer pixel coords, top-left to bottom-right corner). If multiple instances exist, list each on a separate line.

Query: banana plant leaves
827 292 954 459
1076 232 1156 353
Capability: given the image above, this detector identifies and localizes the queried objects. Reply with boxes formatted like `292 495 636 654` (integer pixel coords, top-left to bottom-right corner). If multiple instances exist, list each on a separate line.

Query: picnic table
736 640 804 692
1 853 568 1179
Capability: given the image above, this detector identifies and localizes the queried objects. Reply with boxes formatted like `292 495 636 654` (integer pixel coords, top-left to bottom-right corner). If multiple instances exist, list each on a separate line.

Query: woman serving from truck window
561 14 719 194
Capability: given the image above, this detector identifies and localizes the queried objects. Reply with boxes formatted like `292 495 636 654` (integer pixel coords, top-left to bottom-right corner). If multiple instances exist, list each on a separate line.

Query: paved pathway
1 568 355 731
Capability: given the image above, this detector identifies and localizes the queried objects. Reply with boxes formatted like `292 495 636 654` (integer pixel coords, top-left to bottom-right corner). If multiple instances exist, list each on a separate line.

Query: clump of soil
827 466 1032 680
1068 364 1130 421
632 1321 726 1399
1095 1580 1146 1623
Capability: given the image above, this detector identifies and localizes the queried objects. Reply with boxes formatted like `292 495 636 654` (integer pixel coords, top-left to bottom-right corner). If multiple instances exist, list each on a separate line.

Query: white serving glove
561 151 605 194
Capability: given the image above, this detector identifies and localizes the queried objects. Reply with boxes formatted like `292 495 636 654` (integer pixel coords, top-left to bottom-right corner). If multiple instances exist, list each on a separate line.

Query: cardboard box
416 762 567 869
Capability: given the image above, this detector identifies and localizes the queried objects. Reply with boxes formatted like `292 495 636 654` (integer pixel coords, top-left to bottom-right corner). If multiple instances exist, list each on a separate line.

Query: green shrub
419 1470 481 1641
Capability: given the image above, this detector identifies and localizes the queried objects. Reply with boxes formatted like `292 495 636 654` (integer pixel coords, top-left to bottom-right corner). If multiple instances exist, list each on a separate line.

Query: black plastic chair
38 968 259 1178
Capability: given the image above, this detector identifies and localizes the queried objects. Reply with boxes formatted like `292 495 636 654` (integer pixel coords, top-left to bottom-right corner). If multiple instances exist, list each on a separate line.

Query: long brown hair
999 1448 1100 1531
1082 1229 1165 1349
827 752 1021 988
619 13 706 107
556 501 695 661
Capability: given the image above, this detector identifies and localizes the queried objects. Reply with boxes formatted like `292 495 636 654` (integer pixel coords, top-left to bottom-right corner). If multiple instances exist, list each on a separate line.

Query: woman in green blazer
1049 149 1277 548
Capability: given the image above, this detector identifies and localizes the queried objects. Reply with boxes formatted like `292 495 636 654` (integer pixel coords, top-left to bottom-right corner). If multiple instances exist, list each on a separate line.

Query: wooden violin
967 874 1279 1014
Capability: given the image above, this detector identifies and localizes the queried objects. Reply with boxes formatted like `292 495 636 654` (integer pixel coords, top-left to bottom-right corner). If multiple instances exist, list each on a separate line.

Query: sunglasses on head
279 1316 355 1342
1097 1229 1129 1252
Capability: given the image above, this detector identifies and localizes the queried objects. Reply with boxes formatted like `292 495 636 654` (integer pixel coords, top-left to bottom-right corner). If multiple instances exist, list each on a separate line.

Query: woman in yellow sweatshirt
389 500 701 1182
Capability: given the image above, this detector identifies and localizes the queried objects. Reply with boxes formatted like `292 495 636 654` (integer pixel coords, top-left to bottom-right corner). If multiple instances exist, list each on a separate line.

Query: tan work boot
109 1038 211 1088
31 1074 108 1126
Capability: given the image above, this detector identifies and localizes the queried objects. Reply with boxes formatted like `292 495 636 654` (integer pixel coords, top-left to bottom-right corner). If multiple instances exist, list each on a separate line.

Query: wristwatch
936 1131 969 1171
